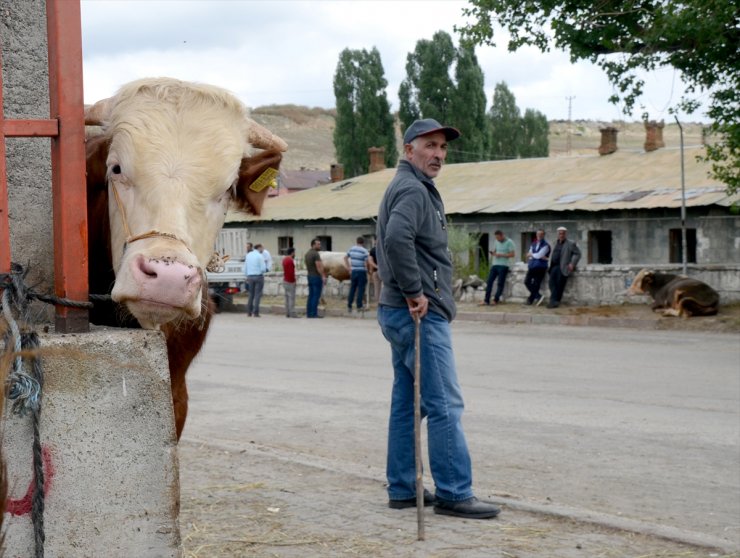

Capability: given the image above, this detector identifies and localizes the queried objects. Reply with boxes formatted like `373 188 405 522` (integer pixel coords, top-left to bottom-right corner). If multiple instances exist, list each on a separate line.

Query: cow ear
86 134 111 192
233 149 282 216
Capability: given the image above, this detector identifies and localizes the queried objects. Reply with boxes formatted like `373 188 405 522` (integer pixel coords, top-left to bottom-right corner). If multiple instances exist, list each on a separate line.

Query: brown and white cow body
85 78 286 438
628 269 720 317
319 251 351 282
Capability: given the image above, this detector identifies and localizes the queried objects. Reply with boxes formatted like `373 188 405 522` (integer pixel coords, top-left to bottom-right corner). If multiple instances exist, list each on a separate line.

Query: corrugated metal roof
228 146 738 223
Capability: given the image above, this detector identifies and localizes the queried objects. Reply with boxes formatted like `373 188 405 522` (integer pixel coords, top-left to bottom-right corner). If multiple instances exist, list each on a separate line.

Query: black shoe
433 497 500 519
524 299 533 306
547 302 558 309
389 489 435 509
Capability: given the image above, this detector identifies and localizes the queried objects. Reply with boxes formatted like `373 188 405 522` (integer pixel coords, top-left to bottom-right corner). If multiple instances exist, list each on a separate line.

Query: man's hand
406 294 429 319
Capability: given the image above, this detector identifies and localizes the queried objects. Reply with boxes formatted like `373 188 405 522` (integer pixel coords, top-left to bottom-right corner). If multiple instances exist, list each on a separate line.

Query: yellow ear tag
248 167 279 192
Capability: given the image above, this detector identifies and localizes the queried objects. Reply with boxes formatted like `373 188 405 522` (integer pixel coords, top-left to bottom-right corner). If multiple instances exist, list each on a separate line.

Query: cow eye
111 164 122 175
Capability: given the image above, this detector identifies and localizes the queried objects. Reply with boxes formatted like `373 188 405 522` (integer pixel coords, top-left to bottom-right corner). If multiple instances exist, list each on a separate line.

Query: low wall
260 264 740 306
4 328 181 557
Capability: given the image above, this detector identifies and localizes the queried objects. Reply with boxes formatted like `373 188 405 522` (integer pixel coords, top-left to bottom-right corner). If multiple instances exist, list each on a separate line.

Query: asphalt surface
180 311 740 556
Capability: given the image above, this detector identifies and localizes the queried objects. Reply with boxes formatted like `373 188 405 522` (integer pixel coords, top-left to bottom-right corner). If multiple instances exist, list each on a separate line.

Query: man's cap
403 118 461 145
557 226 568 232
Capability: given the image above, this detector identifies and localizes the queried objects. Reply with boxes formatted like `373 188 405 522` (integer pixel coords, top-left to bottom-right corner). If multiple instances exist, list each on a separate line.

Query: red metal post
0 46 10 276
47 0 89 333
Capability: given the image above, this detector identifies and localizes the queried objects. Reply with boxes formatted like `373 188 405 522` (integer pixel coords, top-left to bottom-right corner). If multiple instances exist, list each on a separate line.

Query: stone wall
1 0 54 296
261 264 740 307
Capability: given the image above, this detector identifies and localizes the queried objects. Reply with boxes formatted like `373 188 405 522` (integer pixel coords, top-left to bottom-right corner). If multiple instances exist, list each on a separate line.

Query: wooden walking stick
413 312 425 541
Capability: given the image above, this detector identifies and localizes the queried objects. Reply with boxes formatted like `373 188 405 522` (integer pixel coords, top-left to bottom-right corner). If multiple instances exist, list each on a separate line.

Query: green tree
520 108 549 158
458 0 739 194
448 44 489 163
398 31 457 132
488 81 520 160
333 47 397 177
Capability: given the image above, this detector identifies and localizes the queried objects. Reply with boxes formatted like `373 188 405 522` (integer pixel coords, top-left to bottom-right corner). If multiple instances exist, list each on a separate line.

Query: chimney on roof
644 120 665 152
368 146 386 173
598 126 618 155
330 163 344 183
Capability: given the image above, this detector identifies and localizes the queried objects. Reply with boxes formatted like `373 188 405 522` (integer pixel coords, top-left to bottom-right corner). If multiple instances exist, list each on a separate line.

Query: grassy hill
251 105 707 171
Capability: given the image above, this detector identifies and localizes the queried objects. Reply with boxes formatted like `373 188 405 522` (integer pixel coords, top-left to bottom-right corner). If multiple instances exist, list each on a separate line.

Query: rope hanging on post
1 263 47 558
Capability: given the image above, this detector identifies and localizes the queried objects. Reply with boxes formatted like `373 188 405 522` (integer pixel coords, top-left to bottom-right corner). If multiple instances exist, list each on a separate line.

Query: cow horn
84 98 112 126
246 118 288 152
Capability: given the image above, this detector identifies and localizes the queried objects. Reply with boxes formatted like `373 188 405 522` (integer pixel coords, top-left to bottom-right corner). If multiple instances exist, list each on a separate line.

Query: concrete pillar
330 163 344 182
598 127 619 155
367 146 386 173
644 120 665 152
4 329 181 557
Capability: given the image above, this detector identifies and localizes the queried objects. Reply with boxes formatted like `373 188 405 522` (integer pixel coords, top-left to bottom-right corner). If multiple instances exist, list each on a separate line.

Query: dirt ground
178 303 739 558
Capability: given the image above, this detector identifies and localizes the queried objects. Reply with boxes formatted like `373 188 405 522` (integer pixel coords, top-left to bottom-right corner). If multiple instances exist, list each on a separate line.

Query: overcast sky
80 0 707 123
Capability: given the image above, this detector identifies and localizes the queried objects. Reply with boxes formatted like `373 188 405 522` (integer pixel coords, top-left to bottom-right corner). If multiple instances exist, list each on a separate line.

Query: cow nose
131 255 202 306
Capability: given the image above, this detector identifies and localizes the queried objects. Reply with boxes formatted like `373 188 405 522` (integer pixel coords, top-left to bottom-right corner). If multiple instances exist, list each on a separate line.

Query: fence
0 0 88 333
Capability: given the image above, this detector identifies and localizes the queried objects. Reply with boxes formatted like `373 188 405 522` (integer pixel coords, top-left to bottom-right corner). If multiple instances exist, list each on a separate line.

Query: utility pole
565 96 575 155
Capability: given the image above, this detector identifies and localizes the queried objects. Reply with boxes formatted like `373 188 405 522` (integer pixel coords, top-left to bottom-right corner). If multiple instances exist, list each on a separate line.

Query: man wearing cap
547 226 581 308
376 118 501 520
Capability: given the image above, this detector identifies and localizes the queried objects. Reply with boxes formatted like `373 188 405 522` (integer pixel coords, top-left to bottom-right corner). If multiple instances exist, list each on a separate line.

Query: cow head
85 78 286 329
628 269 654 295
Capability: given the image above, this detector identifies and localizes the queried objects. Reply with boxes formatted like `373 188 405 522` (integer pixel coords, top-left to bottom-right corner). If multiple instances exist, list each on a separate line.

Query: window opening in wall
317 235 332 251
520 231 536 263
669 228 696 263
478 233 489 272
588 230 613 264
278 236 293 255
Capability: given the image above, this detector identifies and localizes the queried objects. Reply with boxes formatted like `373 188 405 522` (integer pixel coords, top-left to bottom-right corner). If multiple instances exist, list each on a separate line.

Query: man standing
368 244 382 303
481 230 515 306
261 245 273 272
344 237 370 313
282 247 298 318
304 238 326 318
524 229 550 306
548 226 581 308
243 243 266 317
376 118 500 519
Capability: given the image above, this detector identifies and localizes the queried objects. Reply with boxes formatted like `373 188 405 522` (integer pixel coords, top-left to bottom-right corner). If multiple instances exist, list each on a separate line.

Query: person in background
376 118 500 519
243 243 266 317
524 229 550 306
480 230 515 306
304 238 326 318
282 247 298 318
260 245 273 272
344 236 370 313
547 226 581 308
368 243 382 304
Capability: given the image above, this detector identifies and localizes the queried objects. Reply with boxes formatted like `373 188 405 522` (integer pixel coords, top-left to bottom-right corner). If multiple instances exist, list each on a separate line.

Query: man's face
312 241 321 250
536 230 545 241
405 131 448 178
495 233 504 242
558 230 567 241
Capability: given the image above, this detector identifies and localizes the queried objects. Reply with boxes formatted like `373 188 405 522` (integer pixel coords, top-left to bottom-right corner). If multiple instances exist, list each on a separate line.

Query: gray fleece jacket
376 159 456 322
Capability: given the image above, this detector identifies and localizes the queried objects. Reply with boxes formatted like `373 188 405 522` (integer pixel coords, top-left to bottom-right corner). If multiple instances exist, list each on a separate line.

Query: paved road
180 312 740 556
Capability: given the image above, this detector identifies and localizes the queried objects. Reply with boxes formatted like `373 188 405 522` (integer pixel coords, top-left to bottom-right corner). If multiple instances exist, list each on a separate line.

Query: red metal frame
0 0 88 332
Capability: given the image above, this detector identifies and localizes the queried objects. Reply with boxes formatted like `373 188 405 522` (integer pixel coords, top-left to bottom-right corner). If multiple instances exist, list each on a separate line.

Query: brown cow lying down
628 269 720 317
85 77 287 439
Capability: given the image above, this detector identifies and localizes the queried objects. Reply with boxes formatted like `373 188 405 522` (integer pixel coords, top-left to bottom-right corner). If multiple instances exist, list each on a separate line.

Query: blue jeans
246 275 264 316
377 305 474 502
347 269 368 309
306 275 323 317
484 265 509 303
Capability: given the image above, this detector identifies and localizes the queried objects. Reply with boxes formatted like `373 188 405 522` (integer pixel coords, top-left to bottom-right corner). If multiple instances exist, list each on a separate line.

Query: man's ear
233 149 283 215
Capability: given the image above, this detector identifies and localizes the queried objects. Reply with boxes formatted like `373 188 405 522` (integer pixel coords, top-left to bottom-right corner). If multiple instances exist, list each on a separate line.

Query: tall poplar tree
448 44 489 163
333 47 397 178
488 82 521 160
398 31 457 132
520 108 549 158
